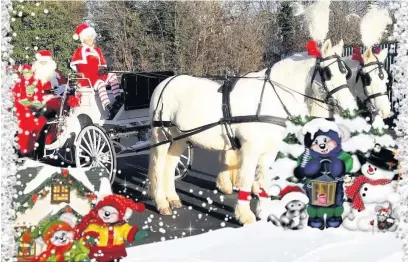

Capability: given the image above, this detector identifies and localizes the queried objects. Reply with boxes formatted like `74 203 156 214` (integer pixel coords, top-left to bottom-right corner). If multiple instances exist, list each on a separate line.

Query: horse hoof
169 200 182 208
159 207 172 215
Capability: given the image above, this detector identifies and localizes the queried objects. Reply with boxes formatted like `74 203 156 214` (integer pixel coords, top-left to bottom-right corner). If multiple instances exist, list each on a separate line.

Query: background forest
10 1 391 75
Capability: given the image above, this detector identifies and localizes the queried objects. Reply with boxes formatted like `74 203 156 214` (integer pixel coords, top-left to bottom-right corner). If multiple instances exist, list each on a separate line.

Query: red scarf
33 243 72 262
345 176 391 211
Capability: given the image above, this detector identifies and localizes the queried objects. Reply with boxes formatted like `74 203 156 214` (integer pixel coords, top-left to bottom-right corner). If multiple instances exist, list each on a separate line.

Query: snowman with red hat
263 185 309 230
70 22 123 120
74 177 148 262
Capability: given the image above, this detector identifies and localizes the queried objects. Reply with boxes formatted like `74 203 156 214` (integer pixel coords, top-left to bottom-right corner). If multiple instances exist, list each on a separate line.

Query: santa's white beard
33 60 57 83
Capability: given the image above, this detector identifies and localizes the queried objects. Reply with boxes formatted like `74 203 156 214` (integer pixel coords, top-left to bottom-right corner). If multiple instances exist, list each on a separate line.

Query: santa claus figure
74 178 148 262
32 50 65 117
12 64 47 156
70 23 123 120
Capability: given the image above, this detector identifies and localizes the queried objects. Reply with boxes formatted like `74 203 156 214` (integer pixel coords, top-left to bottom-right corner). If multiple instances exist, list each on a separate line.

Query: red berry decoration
62 168 69 178
31 194 38 203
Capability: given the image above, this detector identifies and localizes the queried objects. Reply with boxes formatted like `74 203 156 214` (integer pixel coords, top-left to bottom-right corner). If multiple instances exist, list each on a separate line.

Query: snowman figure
342 145 400 231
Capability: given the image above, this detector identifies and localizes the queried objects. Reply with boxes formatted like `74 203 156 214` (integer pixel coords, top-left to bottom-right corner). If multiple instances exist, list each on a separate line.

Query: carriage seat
121 71 174 111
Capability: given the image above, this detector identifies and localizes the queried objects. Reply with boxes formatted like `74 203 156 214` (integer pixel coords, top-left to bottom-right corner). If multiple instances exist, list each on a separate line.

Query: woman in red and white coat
70 23 122 119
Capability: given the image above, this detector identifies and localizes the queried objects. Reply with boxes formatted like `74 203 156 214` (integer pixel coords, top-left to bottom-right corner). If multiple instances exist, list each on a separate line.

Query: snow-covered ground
124 221 402 262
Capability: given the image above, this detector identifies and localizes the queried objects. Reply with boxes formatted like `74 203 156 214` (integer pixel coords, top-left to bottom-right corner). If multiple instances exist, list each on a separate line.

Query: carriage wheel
175 143 194 181
74 125 117 183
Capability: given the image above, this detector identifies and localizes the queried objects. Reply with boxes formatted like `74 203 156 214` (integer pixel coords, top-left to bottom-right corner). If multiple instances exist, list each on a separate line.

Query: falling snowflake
44 9 49 14
30 12 35 16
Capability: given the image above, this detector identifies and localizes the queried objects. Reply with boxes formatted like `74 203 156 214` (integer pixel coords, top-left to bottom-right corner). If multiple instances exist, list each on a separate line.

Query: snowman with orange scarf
74 177 148 262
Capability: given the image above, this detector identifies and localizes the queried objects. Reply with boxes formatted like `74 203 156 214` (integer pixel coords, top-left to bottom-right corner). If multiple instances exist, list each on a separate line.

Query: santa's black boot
308 217 325 230
112 94 124 111
106 104 119 120
326 216 343 228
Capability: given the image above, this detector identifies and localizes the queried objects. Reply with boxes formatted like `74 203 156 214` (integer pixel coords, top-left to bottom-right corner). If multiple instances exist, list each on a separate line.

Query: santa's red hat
73 23 96 41
35 50 53 61
278 185 309 207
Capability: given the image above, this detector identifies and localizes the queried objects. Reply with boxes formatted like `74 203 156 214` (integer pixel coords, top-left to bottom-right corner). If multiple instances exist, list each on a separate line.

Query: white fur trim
350 154 361 173
73 34 79 40
79 27 97 42
280 192 309 207
268 185 281 197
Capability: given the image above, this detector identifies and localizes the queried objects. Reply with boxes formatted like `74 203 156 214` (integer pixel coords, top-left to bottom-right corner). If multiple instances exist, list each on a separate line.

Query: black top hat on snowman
361 144 398 171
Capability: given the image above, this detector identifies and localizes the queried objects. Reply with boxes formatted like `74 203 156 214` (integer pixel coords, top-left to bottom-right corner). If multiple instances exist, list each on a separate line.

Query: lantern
310 180 337 207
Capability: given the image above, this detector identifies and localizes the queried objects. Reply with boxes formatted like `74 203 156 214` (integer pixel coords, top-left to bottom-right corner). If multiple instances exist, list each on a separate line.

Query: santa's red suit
70 23 121 110
12 65 47 155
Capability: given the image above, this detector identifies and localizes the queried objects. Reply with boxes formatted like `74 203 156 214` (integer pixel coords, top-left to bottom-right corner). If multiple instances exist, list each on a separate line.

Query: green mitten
134 229 148 241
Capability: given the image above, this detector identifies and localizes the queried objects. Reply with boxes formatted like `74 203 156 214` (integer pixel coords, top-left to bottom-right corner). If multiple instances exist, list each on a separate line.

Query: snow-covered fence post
1 0 19 261
390 2 408 262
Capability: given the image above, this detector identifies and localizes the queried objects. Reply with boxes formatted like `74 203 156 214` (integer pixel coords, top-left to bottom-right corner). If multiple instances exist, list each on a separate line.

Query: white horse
344 48 390 119
218 47 392 197
148 39 357 224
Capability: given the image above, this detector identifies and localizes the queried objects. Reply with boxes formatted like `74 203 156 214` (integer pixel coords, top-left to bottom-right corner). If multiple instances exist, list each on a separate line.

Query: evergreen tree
10 1 86 75
277 2 296 58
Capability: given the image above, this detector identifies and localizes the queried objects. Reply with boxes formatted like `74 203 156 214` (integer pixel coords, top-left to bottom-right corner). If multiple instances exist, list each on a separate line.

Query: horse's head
316 39 357 112
357 48 390 119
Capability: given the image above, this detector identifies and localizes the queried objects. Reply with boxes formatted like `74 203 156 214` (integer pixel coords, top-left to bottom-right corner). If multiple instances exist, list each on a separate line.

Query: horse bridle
259 55 352 119
310 54 352 107
355 56 388 109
